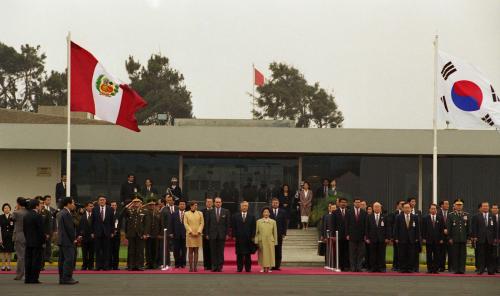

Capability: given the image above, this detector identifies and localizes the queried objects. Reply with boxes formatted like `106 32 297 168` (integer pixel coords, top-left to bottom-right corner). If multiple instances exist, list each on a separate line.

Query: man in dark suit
55 175 78 203
492 204 500 273
321 202 336 268
232 201 256 272
333 197 350 271
78 202 94 270
270 198 287 270
394 202 420 273
407 197 422 272
160 194 177 267
205 197 230 272
437 200 451 272
387 200 404 271
201 197 213 270
472 201 498 275
91 195 114 270
144 201 161 269
23 199 45 284
109 201 121 270
315 178 330 200
346 197 367 272
57 197 78 285
40 195 56 267
422 203 445 274
120 174 139 204
365 202 390 272
141 178 159 200
169 200 187 268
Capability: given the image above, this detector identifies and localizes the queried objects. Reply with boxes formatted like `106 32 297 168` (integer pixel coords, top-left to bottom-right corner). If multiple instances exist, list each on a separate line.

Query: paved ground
1 274 499 296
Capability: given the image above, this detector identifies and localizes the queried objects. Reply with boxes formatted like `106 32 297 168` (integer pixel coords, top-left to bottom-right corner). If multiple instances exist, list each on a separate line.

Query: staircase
282 228 324 267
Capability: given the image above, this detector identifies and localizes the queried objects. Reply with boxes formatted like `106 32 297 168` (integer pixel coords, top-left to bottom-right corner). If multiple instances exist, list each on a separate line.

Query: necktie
274 209 277 216
375 214 379 225
355 208 359 221
170 206 174 214
342 209 345 217
484 213 488 225
180 211 184 222
432 215 435 227
406 214 410 228
100 207 104 221
243 213 246 222
443 211 447 223
217 208 220 222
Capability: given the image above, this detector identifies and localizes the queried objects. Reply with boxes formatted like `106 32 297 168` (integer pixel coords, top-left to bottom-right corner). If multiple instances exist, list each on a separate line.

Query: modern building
1 108 500 216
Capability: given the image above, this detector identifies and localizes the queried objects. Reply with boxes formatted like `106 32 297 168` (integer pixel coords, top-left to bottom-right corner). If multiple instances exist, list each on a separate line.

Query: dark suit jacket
365 213 390 243
120 182 139 203
472 213 497 244
160 205 177 232
270 208 287 237
55 182 78 201
232 212 256 254
78 212 93 243
91 205 114 238
58 208 76 247
141 186 159 198
205 207 230 240
321 212 335 238
23 210 45 248
394 213 420 244
333 208 348 240
169 210 186 239
345 208 367 242
421 214 445 244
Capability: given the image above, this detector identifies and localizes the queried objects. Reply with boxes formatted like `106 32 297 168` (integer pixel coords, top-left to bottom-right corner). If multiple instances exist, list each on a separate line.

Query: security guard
123 198 146 271
144 200 161 269
447 199 469 274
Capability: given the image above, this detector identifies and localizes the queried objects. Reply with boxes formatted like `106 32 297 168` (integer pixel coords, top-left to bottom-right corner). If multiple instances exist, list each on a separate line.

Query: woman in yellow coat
184 201 204 272
254 207 278 273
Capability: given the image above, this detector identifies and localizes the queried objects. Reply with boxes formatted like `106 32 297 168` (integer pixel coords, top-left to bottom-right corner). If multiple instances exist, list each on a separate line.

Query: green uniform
124 207 146 270
447 211 470 274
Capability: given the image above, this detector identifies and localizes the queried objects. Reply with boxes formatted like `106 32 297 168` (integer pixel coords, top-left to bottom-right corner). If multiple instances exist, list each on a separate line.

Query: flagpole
432 34 439 205
66 31 72 198
252 63 256 119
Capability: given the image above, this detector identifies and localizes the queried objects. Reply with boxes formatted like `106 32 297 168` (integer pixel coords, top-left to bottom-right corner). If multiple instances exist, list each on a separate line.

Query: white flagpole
252 63 256 119
432 34 439 205
66 31 72 198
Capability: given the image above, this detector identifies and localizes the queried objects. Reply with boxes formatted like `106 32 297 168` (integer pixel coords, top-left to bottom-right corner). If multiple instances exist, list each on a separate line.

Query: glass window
423 157 500 214
63 152 178 203
183 157 298 214
302 156 419 212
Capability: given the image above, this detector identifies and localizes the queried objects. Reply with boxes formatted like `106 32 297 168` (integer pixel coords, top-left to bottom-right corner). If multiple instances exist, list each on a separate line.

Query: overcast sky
1 0 499 128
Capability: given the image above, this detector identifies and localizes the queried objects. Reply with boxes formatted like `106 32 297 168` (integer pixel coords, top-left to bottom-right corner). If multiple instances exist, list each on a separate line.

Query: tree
39 70 67 106
126 54 193 125
253 62 343 128
0 43 46 111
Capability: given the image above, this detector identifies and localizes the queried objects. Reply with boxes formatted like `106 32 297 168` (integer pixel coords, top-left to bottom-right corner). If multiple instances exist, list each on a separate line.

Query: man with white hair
365 202 390 272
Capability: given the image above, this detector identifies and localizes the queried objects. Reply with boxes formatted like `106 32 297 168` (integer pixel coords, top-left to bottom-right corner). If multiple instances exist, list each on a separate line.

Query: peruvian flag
70 42 147 132
254 67 265 86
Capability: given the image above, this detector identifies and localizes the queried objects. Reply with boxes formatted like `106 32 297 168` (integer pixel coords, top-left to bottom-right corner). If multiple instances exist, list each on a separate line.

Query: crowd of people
0 174 499 286
321 197 500 275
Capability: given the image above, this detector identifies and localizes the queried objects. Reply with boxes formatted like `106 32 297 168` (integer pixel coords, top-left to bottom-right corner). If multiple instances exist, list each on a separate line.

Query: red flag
71 42 147 132
254 68 265 86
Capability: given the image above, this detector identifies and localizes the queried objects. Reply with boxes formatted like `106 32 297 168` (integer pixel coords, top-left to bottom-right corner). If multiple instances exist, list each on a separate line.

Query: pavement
1 273 499 296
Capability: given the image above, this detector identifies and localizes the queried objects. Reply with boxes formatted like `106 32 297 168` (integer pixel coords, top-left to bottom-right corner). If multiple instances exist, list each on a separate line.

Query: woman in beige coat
299 181 313 230
254 207 278 273
184 201 204 272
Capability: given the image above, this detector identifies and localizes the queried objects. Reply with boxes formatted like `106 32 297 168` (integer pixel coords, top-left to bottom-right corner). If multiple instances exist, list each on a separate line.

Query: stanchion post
161 228 169 270
334 230 341 272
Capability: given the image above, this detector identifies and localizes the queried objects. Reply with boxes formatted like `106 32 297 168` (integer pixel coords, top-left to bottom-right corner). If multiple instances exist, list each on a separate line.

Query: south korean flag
438 51 500 129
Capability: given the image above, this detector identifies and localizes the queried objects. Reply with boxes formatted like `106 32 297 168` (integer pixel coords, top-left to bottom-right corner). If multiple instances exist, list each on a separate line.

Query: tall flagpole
66 32 72 198
432 34 439 205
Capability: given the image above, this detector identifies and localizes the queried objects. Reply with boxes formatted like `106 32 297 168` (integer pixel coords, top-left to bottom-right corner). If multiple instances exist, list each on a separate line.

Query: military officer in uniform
123 198 146 271
447 199 469 274
144 200 161 269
